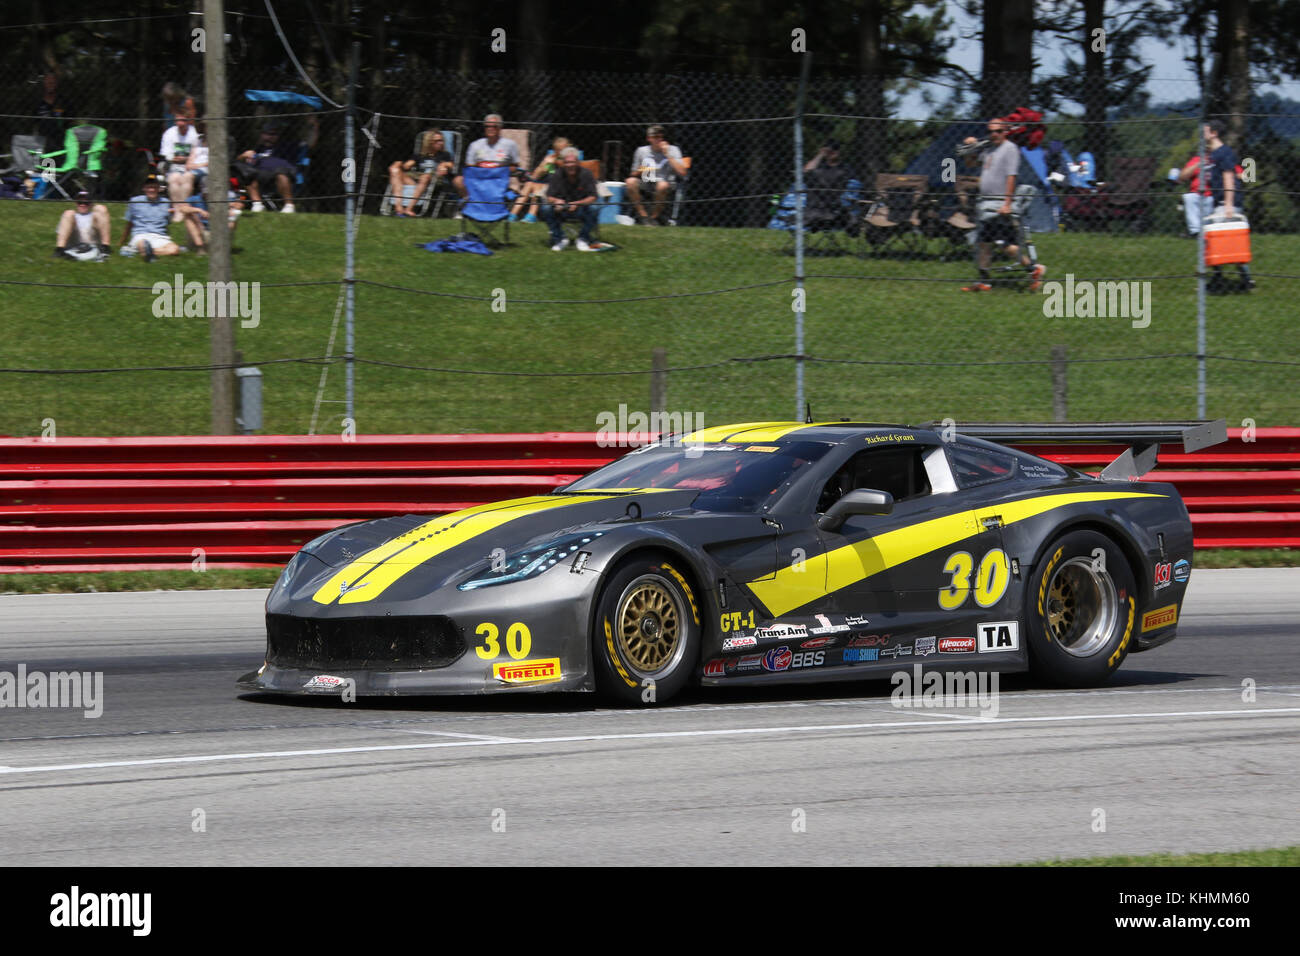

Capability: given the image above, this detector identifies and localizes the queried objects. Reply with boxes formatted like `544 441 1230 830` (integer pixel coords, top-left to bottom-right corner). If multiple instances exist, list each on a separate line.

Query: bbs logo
977 621 1019 653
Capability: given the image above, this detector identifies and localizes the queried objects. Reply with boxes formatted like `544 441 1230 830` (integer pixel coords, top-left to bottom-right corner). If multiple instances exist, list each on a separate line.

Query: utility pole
204 0 235 433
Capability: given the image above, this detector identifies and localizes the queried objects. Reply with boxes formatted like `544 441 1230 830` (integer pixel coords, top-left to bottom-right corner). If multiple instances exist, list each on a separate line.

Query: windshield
565 440 832 512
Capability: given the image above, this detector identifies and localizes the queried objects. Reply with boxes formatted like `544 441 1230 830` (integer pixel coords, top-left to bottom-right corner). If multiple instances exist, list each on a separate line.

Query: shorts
976 198 1017 243
130 232 173 252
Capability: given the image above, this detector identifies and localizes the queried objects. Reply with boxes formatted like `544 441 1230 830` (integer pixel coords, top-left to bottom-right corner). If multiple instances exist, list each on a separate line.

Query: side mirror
817 488 894 532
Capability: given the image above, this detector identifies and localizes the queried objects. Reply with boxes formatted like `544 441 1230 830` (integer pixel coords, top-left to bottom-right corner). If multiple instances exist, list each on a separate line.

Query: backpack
1003 107 1045 149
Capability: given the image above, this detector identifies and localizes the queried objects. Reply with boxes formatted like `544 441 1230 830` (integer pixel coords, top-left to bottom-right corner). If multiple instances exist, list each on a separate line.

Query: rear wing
927 420 1228 480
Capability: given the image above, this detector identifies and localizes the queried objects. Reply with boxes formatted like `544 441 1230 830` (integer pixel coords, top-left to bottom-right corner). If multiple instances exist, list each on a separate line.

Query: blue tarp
244 90 324 107
420 239 494 256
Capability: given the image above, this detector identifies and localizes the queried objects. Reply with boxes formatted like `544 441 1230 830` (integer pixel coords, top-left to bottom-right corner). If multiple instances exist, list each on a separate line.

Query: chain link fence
3 58 1298 436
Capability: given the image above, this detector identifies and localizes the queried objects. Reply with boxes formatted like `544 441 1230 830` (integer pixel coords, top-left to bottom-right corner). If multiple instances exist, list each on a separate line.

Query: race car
238 418 1225 705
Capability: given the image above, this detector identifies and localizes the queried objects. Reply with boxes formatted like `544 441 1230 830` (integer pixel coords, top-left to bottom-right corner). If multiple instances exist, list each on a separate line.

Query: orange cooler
1204 219 1251 266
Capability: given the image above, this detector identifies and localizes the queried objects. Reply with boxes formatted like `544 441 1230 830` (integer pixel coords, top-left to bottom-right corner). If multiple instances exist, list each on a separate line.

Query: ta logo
977 621 1019 653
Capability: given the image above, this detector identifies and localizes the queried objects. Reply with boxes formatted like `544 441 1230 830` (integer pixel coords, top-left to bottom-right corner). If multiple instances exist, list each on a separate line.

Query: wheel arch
1023 516 1149 601
586 540 711 648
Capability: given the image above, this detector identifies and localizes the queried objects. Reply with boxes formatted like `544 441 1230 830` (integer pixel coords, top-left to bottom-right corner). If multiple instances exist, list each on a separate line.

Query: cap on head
825 139 841 151
75 190 91 202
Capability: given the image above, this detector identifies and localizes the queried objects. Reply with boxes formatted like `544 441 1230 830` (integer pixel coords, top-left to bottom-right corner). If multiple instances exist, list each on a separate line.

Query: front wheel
1026 530 1138 686
592 557 701 706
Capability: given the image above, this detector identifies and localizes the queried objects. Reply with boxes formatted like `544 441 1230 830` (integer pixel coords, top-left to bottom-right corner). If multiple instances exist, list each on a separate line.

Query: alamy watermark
152 274 261 328
596 404 705 456
890 664 999 718
1041 273 1151 329
0 665 103 718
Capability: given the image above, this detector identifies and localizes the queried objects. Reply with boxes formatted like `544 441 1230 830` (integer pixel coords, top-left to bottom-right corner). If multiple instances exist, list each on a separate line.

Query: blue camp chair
461 166 512 246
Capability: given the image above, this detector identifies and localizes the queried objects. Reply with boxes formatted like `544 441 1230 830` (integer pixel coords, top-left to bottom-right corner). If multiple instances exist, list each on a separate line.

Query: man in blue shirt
118 175 180 261
1201 119 1253 293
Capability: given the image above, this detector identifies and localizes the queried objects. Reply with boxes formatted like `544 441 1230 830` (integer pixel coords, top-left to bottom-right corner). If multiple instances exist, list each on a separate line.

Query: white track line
2 706 1299 777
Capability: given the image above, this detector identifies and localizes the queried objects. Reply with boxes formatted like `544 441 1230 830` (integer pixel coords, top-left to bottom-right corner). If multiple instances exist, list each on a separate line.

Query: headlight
458 532 605 590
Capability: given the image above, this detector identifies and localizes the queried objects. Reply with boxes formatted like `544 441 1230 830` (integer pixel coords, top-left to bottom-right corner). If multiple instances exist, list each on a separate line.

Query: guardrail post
651 347 667 413
1051 345 1068 421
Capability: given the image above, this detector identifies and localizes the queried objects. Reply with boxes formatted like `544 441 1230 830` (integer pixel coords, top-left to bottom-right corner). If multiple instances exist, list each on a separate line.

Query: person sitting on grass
511 136 570 222
541 147 599 252
53 189 112 261
118 174 180 262
387 130 454 217
174 176 244 255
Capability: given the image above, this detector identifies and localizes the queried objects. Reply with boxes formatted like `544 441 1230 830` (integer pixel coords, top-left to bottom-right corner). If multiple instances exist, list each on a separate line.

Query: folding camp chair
381 129 461 218
461 165 512 247
940 175 980 253
1094 156 1159 231
33 123 109 199
859 174 929 254
0 134 47 197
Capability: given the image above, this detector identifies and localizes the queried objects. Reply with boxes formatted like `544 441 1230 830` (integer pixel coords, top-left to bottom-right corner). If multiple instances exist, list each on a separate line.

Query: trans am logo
763 646 793 672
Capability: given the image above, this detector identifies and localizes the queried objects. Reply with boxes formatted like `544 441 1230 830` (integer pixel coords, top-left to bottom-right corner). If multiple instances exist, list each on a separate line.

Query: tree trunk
981 0 1033 116
1083 0 1107 173
857 1 885 187
1222 0 1250 149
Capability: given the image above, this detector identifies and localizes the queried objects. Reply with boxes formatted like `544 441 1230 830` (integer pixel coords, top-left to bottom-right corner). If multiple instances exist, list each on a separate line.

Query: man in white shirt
454 114 522 203
160 113 201 219
625 125 686 225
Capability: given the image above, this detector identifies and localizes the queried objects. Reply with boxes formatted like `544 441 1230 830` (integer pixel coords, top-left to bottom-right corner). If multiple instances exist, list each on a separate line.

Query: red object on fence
1 429 1296 572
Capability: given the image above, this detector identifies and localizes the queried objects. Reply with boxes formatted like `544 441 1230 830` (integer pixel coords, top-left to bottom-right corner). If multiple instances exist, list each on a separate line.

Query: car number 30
474 622 533 660
938 549 1010 610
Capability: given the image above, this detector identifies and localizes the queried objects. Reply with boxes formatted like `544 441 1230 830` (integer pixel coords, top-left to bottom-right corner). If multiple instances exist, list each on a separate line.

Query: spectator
387 130 453 217
186 125 210 191
175 176 244 255
625 125 686 225
161 82 197 127
53 189 111 261
454 114 522 205
960 117 1046 292
541 147 599 252
35 72 69 150
119 174 181 261
1185 119 1253 292
511 136 570 222
235 117 318 213
160 113 201 220
802 139 855 219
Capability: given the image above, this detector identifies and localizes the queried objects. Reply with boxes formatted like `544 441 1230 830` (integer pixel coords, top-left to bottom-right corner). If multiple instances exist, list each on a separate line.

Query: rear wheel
592 557 701 706
1026 530 1138 686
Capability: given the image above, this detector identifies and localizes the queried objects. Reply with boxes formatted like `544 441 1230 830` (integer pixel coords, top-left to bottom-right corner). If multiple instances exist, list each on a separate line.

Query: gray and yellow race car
238 419 1225 705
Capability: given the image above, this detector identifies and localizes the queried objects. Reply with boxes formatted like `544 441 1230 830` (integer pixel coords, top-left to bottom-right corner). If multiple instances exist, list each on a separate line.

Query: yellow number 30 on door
938 549 1010 610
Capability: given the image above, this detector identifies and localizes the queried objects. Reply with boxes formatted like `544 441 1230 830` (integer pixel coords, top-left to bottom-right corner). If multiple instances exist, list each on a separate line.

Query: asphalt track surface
1 569 1297 866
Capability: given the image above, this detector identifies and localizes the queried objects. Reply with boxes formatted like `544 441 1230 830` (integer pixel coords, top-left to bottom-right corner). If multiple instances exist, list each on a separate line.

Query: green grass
1027 846 1300 866
3 203 1297 436
1193 548 1300 568
0 568 284 593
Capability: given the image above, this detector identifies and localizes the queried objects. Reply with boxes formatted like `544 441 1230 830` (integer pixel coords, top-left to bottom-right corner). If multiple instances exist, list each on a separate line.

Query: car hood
298 488 700 607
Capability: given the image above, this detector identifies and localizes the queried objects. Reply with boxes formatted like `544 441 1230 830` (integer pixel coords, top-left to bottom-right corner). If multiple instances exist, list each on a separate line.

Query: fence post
793 53 811 420
651 347 667 414
1051 345 1068 421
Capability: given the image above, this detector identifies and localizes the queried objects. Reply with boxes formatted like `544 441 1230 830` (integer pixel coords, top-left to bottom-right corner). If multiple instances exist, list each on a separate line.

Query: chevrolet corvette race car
238 419 1225 704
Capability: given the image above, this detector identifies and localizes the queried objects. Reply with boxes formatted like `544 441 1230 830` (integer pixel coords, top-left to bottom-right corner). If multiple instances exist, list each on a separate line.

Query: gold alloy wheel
616 575 684 676
1044 556 1118 658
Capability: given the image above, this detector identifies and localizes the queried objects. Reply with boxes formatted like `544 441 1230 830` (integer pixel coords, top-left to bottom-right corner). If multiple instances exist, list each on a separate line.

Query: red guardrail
1 429 1295 572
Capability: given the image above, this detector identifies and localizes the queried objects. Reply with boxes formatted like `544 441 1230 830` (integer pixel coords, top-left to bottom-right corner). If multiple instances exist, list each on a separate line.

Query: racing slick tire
592 556 702 706
1026 530 1138 687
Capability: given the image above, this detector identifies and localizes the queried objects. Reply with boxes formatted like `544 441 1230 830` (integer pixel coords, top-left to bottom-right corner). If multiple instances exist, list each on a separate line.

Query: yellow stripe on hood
749 491 1164 617
312 494 616 605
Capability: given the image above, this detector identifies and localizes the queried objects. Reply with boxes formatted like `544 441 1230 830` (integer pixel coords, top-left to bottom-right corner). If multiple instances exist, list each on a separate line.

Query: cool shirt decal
750 491 1165 619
